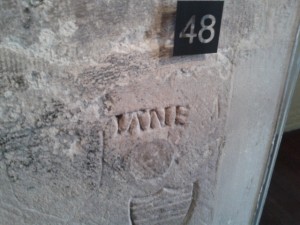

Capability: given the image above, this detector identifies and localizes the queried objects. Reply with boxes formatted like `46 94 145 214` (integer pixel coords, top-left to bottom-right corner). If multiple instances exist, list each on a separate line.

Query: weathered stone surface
0 0 299 224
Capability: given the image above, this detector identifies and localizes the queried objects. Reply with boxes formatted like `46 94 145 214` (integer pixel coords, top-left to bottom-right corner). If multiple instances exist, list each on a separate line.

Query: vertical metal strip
253 24 300 225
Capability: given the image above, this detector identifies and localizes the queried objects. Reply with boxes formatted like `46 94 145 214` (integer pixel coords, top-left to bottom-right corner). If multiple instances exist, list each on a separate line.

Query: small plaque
173 1 224 56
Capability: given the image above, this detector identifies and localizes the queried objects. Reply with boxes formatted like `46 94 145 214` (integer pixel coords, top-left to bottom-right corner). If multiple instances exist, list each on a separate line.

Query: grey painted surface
285 74 300 131
213 1 300 225
253 24 300 225
0 0 299 225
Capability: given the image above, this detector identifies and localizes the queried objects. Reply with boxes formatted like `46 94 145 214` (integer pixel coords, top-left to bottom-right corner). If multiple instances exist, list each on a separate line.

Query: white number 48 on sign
179 14 216 44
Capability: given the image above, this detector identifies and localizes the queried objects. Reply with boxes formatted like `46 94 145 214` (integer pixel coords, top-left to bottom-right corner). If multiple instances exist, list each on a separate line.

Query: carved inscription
130 185 194 225
115 105 189 135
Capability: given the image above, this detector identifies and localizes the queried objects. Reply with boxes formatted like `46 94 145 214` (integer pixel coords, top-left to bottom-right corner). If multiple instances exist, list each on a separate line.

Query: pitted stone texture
0 0 298 224
129 140 175 180
1 124 103 221
0 0 229 224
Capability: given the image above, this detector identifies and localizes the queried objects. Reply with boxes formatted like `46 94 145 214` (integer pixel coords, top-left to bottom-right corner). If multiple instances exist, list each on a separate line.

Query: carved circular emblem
130 140 174 180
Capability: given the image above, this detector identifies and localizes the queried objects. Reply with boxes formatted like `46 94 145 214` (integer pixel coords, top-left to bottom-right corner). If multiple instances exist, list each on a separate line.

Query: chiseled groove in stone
182 182 200 225
114 105 189 136
117 113 132 133
150 110 161 129
165 106 176 126
130 185 193 225
175 106 189 125
137 110 151 131
0 47 53 77
2 48 9 72
129 113 140 135
130 186 193 205
211 96 220 120
0 48 6 72
130 192 192 210
132 198 192 216
155 107 166 126
133 210 188 224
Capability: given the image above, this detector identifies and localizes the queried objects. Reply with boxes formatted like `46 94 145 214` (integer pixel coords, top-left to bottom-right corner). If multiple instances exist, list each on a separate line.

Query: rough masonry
1 0 298 224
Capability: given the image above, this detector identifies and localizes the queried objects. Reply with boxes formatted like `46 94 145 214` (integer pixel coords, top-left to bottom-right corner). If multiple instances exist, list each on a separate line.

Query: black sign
173 1 224 56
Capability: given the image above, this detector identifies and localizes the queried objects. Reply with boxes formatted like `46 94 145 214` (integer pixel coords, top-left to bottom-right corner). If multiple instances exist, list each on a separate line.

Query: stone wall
0 0 299 225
